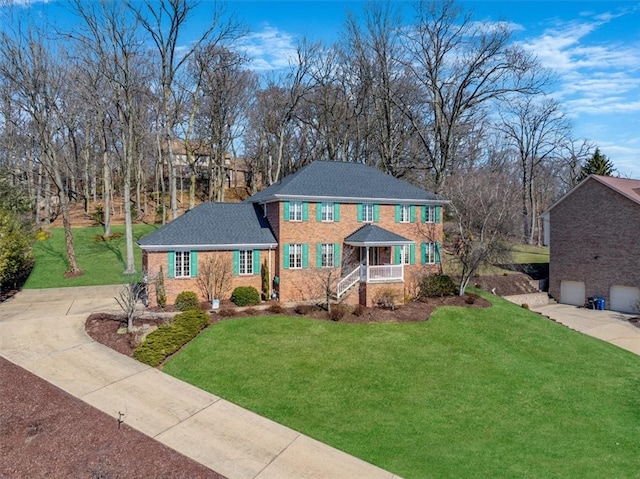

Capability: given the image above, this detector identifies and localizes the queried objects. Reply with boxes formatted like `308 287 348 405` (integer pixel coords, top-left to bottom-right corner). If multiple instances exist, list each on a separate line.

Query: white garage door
610 286 640 313
560 281 585 306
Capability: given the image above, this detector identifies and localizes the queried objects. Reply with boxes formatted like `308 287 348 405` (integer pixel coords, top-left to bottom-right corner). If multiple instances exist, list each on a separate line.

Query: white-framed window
289 243 302 269
362 203 374 222
424 205 436 223
321 202 334 222
400 205 411 223
289 201 302 221
399 244 411 265
175 251 191 278
424 242 437 264
239 250 253 275
321 243 334 267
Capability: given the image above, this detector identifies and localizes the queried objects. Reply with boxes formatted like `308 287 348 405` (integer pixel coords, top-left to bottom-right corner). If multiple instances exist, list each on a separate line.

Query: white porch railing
364 264 404 282
336 264 404 299
337 265 362 299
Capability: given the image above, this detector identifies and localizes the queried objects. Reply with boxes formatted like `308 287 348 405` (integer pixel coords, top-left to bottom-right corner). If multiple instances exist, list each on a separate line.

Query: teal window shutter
283 244 290 269
411 206 416 223
232 250 240 275
435 206 441 223
302 202 309 221
395 205 401 223
316 243 322 267
283 201 290 221
253 249 260 275
374 204 380 222
302 244 309 268
394 246 400 264
410 244 416 265
190 251 198 277
421 243 426 264
316 203 322 221
167 252 175 278
334 243 340 266
357 204 363 222
435 242 441 264
421 206 427 223
334 203 340 221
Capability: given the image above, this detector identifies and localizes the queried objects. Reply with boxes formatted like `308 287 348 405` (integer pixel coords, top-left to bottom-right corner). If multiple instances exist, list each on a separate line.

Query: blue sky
5 0 640 178
222 0 640 179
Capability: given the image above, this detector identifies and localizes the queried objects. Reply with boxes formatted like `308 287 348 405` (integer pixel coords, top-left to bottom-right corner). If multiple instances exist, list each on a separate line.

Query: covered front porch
337 225 413 303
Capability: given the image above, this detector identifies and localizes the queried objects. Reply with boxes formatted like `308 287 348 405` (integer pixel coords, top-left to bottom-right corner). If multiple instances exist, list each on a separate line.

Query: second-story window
321 202 334 222
424 205 436 223
289 201 302 221
400 205 411 223
362 203 374 222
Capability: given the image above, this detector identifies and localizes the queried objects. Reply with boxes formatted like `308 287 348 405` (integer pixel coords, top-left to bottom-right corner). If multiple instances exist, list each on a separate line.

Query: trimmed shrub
175 291 201 311
328 304 348 321
294 304 319 315
133 310 209 367
419 274 458 298
267 303 285 314
230 286 260 306
374 288 402 310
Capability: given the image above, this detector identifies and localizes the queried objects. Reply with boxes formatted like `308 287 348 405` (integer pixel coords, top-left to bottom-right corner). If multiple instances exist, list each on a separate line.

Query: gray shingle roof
344 225 412 246
247 161 446 204
137 203 277 251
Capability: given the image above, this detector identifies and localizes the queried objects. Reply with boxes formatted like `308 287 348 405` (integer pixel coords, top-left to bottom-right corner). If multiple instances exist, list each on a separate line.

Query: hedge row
133 310 209 367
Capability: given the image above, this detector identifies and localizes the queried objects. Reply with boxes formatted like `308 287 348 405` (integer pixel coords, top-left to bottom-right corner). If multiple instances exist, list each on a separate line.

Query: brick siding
144 200 443 307
549 179 640 306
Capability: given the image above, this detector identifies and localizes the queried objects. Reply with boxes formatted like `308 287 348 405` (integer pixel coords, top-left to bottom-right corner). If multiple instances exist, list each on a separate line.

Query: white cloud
236 25 298 71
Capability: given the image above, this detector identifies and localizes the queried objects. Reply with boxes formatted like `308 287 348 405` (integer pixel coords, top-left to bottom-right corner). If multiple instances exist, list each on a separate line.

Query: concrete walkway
532 303 640 356
0 286 400 479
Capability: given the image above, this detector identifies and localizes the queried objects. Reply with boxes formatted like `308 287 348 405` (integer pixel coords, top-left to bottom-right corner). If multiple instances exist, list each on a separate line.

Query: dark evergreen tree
578 148 615 181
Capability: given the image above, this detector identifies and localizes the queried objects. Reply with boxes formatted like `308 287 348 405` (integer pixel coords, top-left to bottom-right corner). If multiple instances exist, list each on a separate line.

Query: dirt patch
465 273 540 297
0 356 225 479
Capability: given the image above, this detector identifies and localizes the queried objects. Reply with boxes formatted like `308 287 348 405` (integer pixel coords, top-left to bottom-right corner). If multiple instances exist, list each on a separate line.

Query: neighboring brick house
544 175 640 313
138 161 447 307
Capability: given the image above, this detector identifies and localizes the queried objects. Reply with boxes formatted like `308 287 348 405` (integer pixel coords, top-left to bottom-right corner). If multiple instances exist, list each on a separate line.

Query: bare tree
497 96 570 244
115 282 146 331
400 0 548 192
133 0 243 219
444 169 518 296
0 26 83 275
196 254 233 302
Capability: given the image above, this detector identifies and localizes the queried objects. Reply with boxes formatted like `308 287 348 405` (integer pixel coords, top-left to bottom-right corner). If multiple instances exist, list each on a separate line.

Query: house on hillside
543 174 640 313
138 161 448 307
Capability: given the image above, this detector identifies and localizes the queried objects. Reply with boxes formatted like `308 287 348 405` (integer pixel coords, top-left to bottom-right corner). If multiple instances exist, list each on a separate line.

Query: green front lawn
24 224 158 289
164 295 640 478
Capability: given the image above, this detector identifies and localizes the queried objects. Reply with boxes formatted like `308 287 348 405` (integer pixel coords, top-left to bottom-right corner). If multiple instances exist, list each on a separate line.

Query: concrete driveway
533 303 640 355
0 286 400 479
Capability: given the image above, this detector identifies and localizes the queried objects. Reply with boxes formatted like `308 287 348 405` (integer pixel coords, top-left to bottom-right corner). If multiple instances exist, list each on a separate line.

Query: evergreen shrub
230 286 260 306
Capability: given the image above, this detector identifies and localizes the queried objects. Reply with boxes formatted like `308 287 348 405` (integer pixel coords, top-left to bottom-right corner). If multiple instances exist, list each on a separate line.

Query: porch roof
344 224 413 247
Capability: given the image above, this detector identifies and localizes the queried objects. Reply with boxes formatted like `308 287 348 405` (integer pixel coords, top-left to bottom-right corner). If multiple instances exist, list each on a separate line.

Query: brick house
544 175 640 313
138 161 447 307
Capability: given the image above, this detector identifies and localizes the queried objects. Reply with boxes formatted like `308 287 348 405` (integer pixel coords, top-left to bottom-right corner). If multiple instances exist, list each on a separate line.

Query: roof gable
545 174 640 214
247 161 446 204
137 203 277 250
344 224 412 246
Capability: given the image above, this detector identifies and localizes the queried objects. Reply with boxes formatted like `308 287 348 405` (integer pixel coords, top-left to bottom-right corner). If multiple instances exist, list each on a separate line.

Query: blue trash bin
595 297 605 310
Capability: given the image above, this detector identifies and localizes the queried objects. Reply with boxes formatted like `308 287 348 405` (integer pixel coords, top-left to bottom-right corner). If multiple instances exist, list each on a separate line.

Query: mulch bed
0 356 226 479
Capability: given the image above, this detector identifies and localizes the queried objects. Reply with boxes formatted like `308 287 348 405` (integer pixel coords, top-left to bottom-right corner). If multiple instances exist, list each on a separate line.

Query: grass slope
164 295 640 478
25 225 158 288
